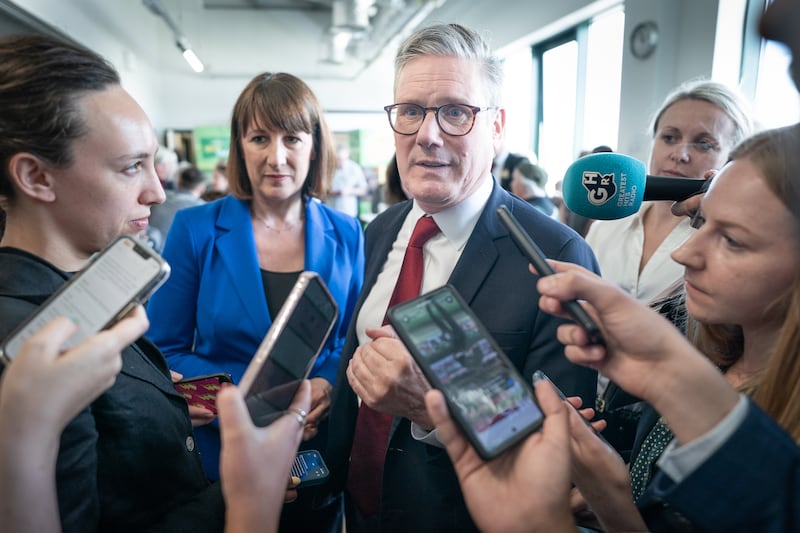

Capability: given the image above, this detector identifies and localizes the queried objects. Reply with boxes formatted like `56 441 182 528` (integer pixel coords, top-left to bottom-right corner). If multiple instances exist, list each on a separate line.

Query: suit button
186 436 195 452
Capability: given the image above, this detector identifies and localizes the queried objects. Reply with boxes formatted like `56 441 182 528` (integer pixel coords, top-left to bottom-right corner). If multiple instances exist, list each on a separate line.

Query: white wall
616 0 719 161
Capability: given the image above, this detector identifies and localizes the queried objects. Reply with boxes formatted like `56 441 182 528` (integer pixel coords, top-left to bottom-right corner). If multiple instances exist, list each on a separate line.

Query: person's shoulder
503 195 577 239
584 216 635 246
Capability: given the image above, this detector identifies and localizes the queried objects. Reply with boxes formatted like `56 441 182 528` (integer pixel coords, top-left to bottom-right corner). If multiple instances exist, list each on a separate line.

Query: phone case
238 272 339 427
174 373 233 414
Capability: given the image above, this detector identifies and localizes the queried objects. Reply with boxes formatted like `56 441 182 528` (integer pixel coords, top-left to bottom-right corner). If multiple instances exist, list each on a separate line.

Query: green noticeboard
193 125 230 172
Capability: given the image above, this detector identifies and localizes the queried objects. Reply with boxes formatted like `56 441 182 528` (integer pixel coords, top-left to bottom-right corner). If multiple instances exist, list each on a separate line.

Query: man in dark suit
325 23 599 532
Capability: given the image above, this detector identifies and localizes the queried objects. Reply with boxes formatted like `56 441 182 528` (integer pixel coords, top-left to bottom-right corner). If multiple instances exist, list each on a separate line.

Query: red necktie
347 215 441 517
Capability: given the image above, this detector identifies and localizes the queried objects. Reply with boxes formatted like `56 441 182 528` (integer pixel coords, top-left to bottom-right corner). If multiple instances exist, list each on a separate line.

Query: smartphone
291 449 330 488
532 369 609 443
0 236 170 365
238 272 338 427
387 285 544 460
496 205 604 346
174 372 233 414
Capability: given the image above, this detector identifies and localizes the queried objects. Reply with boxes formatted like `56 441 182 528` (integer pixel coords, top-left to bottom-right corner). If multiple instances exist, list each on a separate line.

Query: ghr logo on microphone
581 171 617 206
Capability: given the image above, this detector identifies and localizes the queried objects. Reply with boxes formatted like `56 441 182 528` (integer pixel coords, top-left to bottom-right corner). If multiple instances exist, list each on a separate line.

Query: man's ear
492 107 506 152
7 152 57 202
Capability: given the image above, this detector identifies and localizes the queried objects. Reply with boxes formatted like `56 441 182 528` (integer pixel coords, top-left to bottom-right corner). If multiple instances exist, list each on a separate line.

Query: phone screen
291 449 330 487
1 236 169 361
242 273 338 427
388 285 544 459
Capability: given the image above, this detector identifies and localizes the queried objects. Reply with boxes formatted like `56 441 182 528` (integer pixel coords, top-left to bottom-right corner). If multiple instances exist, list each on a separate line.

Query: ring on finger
287 407 307 427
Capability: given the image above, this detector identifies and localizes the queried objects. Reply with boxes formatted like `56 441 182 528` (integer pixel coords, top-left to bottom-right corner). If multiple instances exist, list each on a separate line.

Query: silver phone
0 236 170 365
239 271 338 427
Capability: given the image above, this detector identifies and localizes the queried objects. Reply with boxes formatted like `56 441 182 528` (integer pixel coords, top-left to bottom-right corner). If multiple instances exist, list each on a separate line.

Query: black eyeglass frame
383 103 498 137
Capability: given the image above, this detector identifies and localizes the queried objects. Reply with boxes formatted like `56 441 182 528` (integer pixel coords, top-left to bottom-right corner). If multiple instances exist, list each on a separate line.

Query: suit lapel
214 197 271 333
304 199 336 281
448 184 508 304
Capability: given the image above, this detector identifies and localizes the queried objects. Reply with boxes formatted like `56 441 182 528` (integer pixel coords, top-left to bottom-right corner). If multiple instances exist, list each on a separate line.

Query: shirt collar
410 175 493 251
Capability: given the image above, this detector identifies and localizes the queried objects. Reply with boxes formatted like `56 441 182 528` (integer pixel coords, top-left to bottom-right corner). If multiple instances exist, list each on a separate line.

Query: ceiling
135 0 451 81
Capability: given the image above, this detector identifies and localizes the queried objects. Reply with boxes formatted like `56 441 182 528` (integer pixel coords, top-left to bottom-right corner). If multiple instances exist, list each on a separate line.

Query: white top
328 159 368 217
585 203 695 305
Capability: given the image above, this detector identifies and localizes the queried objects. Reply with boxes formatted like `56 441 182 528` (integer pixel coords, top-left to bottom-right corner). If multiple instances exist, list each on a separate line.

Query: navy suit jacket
326 183 599 532
639 401 800 532
147 194 364 478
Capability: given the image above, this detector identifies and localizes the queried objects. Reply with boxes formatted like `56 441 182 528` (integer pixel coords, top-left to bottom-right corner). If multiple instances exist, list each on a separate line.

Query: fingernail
291 476 301 487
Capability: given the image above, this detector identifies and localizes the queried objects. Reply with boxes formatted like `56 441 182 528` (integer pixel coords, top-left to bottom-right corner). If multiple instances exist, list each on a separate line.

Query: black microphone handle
642 175 708 201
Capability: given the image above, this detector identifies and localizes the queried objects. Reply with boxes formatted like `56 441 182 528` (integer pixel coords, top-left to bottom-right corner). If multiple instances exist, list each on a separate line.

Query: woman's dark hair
383 154 408 206
227 72 335 201
0 34 120 202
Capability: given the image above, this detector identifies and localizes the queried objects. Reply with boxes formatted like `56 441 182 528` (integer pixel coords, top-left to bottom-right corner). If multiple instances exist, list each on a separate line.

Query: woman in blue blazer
147 73 364 532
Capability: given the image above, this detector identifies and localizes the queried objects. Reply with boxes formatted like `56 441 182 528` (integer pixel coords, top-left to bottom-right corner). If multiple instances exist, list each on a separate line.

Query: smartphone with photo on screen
238 271 338 427
387 284 544 460
0 235 170 366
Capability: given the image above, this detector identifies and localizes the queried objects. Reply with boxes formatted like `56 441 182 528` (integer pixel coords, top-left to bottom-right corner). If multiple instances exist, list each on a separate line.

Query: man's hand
347 325 433 427
303 377 332 440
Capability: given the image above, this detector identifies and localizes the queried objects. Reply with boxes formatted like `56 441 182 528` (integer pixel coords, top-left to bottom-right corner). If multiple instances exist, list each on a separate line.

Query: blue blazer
147 195 364 478
639 401 800 532
326 182 599 531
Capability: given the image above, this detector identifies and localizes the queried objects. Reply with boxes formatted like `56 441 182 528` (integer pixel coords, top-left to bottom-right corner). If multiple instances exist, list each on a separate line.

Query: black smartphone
291 449 330 488
387 285 544 460
174 372 234 414
0 236 170 366
496 205 604 345
532 369 609 443
238 272 338 427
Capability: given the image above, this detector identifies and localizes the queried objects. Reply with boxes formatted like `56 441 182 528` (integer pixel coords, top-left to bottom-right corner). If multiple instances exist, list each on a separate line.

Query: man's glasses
383 103 497 137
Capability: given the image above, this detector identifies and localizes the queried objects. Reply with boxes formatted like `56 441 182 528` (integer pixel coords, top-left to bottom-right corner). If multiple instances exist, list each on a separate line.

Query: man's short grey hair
394 23 504 106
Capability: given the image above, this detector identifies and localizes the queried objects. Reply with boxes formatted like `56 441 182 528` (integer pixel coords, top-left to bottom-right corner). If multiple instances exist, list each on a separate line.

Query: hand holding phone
497 206 604 345
387 285 544 460
238 272 338 427
0 236 170 366
291 450 330 488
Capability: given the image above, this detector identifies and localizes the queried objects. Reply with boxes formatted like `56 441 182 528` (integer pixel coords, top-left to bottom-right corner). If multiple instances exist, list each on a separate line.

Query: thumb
217 385 253 437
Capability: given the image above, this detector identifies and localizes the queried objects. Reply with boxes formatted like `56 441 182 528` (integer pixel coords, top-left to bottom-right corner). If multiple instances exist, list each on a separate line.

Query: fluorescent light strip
181 48 205 73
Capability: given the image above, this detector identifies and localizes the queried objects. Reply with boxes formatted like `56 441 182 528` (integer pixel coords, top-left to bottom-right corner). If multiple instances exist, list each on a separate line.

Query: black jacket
0 247 224 533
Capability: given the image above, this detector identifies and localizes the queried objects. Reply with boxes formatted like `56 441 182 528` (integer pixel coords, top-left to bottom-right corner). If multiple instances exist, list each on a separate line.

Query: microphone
562 153 708 219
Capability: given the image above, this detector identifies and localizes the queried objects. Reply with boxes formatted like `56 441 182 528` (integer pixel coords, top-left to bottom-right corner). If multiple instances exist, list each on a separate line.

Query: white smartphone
387 284 545 460
239 271 338 427
0 236 170 365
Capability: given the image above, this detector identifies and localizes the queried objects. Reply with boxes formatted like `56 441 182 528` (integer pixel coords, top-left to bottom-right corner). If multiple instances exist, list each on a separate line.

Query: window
719 0 800 128
533 6 624 194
